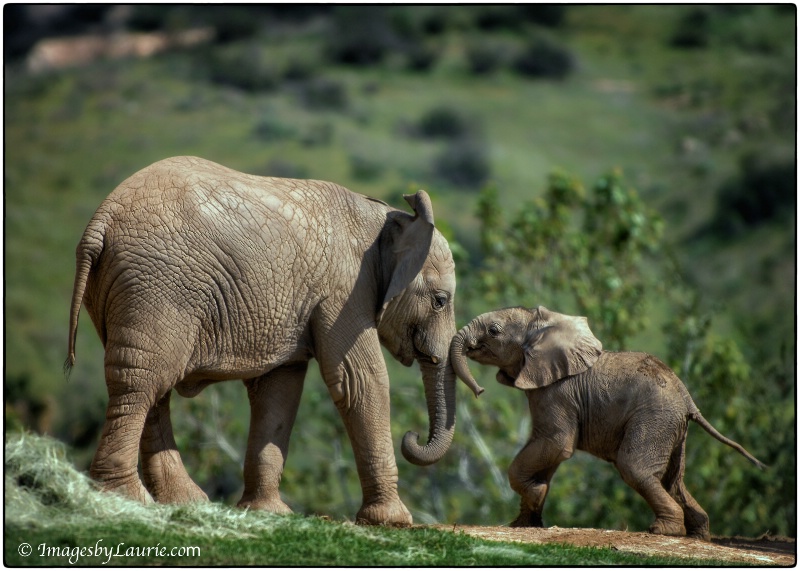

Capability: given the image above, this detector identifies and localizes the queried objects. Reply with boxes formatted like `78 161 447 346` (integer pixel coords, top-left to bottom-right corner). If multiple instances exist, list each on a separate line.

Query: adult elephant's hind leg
91 359 157 503
237 362 308 513
140 390 209 504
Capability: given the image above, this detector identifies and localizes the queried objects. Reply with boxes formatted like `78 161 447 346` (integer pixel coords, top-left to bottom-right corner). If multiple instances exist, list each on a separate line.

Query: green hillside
4 5 795 538
3 433 732 566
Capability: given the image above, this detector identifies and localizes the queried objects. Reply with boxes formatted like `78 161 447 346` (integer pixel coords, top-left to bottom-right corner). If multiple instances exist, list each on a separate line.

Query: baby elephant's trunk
450 324 485 398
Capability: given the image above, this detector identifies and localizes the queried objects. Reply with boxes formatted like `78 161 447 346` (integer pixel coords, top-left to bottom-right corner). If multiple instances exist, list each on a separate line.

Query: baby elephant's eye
488 323 502 337
432 292 448 310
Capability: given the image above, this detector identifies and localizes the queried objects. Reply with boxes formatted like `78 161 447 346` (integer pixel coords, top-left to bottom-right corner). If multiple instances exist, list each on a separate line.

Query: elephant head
451 306 603 391
374 191 477 466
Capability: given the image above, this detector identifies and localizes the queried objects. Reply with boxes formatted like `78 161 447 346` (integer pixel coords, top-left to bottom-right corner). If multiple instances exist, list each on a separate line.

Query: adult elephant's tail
65 220 105 378
689 411 767 470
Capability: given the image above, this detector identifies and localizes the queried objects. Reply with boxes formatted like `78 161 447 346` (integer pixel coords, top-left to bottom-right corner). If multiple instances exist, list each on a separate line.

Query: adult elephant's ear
514 306 602 390
377 190 435 324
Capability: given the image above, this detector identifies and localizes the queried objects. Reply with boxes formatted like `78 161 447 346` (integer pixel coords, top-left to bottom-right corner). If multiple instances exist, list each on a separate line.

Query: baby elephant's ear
515 306 602 390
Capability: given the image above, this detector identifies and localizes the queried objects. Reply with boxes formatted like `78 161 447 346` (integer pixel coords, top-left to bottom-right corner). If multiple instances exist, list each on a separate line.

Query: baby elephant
450 306 766 541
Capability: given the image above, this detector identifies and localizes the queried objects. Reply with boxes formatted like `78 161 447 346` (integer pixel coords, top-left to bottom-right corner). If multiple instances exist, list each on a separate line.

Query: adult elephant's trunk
401 359 457 466
450 324 485 397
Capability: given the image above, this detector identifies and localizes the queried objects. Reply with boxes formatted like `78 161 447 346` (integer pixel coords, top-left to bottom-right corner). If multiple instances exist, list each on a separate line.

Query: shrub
326 6 396 66
416 105 474 139
299 122 334 147
296 77 348 111
465 37 510 75
512 32 575 80
433 137 491 189
465 6 567 31
252 116 296 142
403 41 441 72
519 5 568 28
349 151 385 181
709 153 795 236
207 44 280 92
210 7 263 43
669 7 712 49
260 159 309 179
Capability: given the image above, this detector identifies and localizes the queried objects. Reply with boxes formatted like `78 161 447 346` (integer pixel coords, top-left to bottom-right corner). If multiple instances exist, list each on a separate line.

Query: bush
299 122 334 147
416 105 474 139
296 77 349 111
209 7 263 43
709 153 795 236
348 151 385 181
474 6 519 31
519 5 568 28
669 7 712 49
512 33 575 79
252 116 296 142
206 44 280 92
465 37 511 75
403 41 441 72
465 6 567 31
326 6 396 66
433 137 491 189
260 159 309 179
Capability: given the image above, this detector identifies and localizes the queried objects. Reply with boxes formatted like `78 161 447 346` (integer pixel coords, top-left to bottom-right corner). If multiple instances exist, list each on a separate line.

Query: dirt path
434 525 796 566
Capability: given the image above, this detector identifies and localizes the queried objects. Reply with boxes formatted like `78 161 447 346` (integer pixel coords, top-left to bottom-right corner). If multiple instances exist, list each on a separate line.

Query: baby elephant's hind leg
508 437 572 527
663 432 710 541
616 422 686 537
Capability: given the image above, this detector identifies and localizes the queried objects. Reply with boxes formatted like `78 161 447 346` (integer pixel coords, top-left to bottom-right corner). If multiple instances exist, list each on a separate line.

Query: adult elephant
66 156 466 525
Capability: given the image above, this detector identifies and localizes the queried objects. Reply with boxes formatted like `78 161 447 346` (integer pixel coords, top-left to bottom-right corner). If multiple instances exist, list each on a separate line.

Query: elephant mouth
497 369 517 385
412 327 446 366
465 344 494 363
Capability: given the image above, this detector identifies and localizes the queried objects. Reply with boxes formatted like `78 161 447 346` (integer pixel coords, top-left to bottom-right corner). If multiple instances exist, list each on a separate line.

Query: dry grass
4 431 294 538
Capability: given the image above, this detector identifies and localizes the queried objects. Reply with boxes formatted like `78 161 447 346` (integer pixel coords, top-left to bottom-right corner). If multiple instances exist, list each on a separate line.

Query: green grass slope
4 433 727 567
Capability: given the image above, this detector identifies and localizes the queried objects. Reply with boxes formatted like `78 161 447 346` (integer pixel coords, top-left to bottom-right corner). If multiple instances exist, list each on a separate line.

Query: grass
4 432 730 567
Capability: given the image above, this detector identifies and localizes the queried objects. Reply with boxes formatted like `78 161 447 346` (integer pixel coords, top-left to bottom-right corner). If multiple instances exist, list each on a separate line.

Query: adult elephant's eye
488 323 502 337
432 292 448 310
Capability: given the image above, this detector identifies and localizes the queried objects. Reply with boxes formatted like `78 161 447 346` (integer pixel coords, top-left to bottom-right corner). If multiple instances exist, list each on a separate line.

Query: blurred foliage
512 31 576 80
473 170 663 349
4 4 794 540
708 151 796 238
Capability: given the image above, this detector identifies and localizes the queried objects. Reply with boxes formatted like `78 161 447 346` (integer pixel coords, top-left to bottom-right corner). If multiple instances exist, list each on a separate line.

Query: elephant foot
649 518 687 537
237 494 293 514
509 511 544 528
355 497 413 526
687 528 711 542
93 472 154 504
151 482 209 505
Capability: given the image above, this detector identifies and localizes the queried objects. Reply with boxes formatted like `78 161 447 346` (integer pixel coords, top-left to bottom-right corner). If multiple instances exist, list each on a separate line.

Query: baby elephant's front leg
507 437 573 527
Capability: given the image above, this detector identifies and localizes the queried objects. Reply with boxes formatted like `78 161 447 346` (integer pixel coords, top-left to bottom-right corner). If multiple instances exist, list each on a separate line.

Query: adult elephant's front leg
237 362 307 513
319 331 412 526
140 390 209 504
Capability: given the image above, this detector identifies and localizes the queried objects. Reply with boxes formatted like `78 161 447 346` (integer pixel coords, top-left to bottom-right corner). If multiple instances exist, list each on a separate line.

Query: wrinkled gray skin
451 306 766 541
66 156 469 526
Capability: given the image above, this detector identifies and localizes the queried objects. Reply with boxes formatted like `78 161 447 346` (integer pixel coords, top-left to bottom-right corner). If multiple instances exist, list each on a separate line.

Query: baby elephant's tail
689 411 768 470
